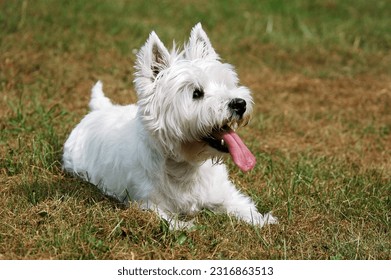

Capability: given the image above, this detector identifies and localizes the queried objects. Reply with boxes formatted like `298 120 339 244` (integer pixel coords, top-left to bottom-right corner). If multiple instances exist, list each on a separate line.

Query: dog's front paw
167 218 195 231
249 211 278 228
262 211 278 225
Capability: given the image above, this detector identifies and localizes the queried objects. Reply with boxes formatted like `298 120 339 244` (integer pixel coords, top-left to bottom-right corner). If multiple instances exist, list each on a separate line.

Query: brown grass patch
242 69 391 174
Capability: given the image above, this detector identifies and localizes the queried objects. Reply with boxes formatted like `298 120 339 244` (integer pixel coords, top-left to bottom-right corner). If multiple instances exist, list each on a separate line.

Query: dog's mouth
202 120 256 172
203 124 230 153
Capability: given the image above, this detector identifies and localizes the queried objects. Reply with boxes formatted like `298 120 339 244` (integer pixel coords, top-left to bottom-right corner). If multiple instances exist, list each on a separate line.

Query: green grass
1 0 390 259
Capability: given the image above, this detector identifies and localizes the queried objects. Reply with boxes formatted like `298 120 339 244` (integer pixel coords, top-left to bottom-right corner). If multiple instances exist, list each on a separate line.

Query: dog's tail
89 81 112 111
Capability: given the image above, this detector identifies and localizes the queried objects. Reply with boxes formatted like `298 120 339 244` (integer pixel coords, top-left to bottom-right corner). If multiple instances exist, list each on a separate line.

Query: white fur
63 23 277 229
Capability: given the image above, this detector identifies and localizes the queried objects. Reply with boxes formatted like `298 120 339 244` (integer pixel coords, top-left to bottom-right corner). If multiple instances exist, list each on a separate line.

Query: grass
0 0 390 259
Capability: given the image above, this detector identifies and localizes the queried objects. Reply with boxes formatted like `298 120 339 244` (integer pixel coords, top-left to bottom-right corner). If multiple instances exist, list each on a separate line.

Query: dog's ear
186 23 219 60
135 31 171 82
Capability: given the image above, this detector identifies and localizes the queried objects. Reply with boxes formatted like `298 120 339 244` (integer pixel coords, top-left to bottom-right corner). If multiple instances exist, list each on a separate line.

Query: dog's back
63 82 139 200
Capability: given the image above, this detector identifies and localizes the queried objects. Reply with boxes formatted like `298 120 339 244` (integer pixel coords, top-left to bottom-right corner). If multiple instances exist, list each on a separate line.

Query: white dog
63 23 277 229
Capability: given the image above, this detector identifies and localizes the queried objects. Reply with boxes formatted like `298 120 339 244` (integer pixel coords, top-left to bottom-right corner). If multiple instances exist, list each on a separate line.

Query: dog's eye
193 88 204 99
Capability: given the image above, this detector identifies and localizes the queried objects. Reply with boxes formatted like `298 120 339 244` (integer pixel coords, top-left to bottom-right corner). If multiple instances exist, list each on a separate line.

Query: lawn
0 0 390 259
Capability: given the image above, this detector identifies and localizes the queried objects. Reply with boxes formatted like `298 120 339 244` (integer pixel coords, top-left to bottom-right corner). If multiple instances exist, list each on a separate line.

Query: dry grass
247 71 390 169
0 0 390 259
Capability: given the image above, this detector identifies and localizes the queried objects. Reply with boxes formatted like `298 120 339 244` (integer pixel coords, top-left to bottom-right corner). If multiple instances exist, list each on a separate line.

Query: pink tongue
222 130 256 172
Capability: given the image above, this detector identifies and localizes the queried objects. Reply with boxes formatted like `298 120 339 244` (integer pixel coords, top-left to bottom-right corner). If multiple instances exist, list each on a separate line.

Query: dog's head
134 23 255 172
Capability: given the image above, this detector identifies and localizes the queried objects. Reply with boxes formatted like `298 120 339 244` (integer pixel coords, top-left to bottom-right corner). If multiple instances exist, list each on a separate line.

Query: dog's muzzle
200 97 256 172
202 98 249 154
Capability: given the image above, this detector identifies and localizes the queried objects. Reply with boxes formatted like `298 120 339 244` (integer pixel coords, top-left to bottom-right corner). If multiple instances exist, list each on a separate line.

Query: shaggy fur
63 23 277 229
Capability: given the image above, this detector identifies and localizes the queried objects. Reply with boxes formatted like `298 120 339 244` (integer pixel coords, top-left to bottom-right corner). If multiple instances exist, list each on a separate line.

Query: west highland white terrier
63 23 277 229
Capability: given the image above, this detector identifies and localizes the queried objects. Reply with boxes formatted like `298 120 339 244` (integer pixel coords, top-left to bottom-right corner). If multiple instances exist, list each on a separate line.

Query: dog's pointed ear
186 23 219 60
135 31 171 81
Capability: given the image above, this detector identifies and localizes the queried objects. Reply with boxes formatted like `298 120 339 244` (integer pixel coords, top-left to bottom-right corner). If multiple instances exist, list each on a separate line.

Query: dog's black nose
228 98 246 117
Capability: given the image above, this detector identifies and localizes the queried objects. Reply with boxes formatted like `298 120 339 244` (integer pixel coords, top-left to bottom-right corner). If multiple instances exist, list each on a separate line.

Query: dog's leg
216 183 278 227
